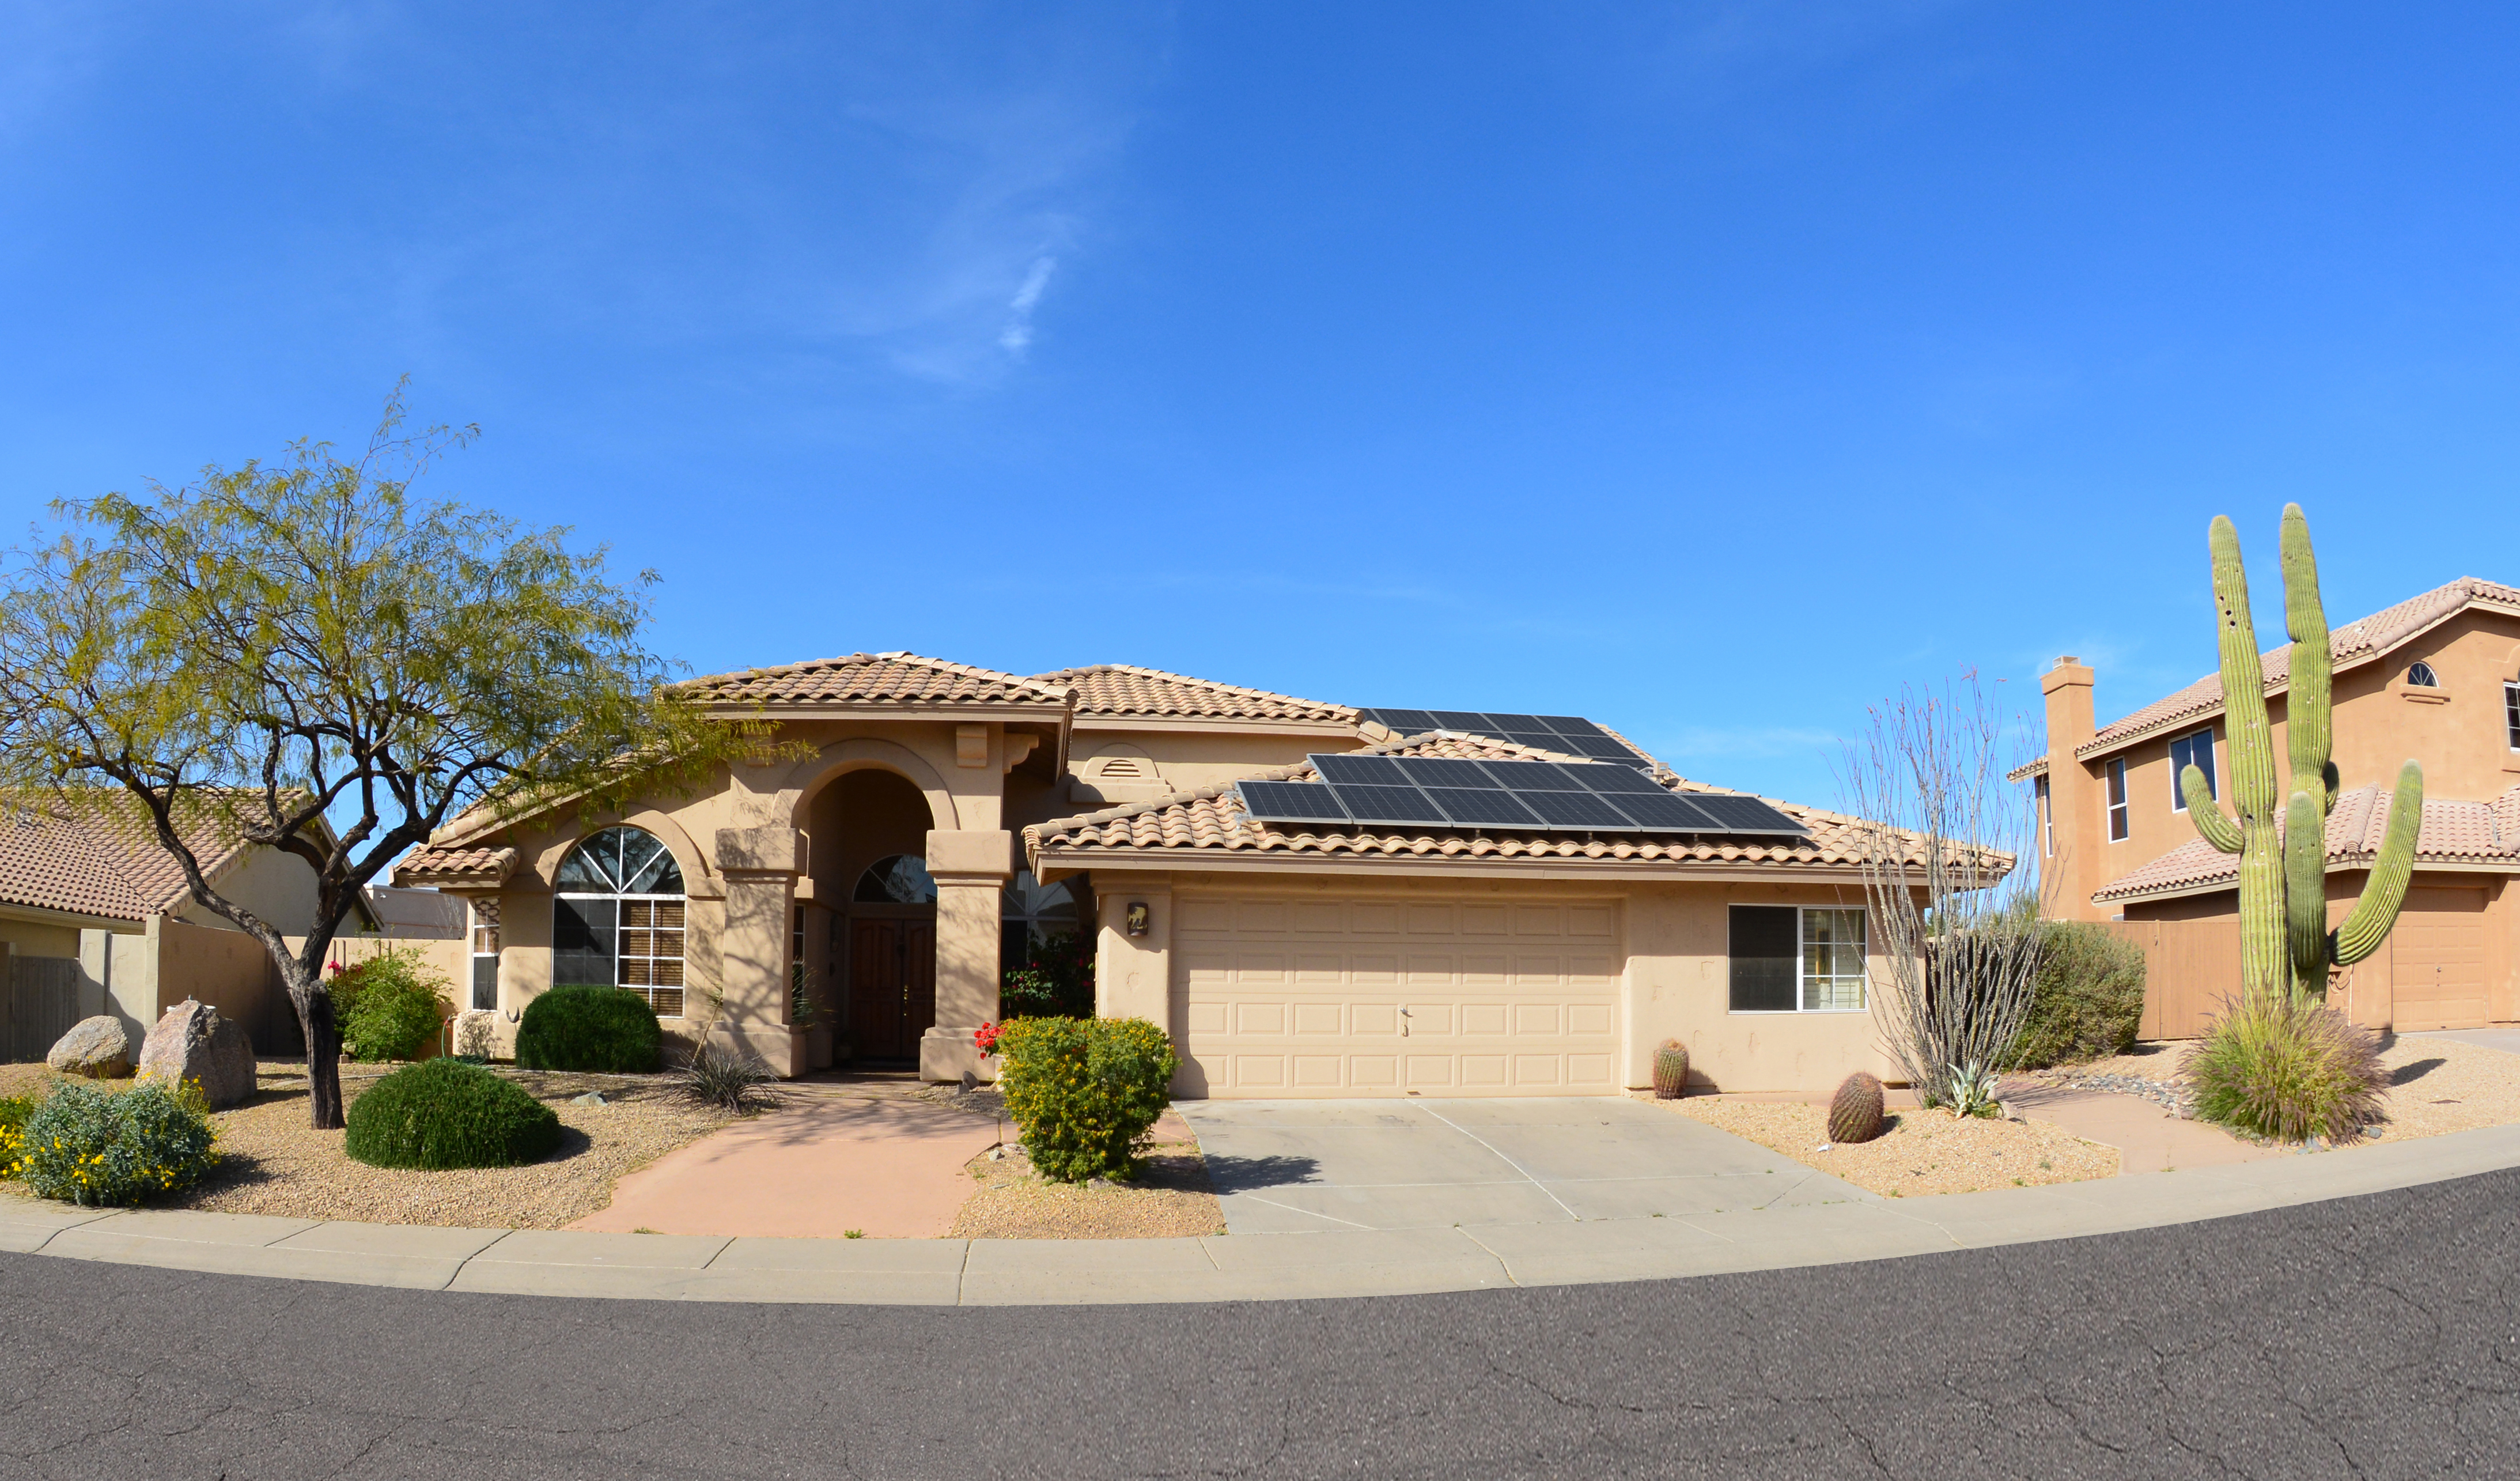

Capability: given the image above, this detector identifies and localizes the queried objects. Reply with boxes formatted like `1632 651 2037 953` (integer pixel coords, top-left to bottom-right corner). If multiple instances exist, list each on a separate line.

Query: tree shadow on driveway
1198 1154 1325 1193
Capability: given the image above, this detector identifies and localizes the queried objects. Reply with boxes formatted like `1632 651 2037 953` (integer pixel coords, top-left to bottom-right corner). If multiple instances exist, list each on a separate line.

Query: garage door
1173 896 1621 1097
2393 886 2489 1031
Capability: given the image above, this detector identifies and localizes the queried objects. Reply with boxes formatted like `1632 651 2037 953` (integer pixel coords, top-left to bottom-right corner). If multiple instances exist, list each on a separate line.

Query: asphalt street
2 1169 2515 1480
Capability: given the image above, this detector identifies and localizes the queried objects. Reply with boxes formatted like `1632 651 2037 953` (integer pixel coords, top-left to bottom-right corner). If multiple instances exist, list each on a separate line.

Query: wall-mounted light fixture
1126 902 1150 937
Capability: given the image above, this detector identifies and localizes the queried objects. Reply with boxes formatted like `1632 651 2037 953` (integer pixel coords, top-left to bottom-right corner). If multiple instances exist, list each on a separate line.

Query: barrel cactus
1651 1038 1689 1099
1827 1071 1886 1144
2185 507 2423 999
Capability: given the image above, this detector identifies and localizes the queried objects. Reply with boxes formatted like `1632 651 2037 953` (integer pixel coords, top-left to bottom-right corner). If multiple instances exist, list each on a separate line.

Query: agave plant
1944 1060 2003 1119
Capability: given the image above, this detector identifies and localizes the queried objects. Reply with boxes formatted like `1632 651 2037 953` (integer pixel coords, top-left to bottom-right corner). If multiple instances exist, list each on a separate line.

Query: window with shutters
553 826 688 1017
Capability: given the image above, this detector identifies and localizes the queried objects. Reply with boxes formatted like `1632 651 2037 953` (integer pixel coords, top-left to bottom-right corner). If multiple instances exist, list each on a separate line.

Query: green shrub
14 1080 220 1206
332 950 451 1062
513 984 663 1072
996 1015 1178 1182
2010 921 2147 1069
0 1094 35 1177
2185 992 2385 1143
344 1058 561 1169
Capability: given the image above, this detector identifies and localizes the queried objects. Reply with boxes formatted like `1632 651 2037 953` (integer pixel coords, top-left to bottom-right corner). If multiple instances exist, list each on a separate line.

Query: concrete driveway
1178 1096 1868 1234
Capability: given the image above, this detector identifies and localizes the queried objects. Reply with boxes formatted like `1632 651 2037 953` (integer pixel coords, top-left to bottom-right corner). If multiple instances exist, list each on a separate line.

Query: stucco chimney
2039 656 2104 920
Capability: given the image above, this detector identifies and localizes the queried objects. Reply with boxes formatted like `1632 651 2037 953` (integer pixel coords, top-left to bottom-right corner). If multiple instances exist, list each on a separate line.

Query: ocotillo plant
2181 505 2424 998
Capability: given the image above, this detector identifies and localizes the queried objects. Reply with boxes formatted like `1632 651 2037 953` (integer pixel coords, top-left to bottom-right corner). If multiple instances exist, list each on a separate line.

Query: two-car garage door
1174 895 1621 1097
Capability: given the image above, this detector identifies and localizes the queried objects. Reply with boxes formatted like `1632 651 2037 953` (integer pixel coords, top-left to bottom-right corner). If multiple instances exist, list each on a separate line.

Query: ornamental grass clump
343 1057 561 1169
14 1080 220 1206
995 1015 1179 1183
2184 992 2385 1144
332 950 452 1063
514 984 663 1072
675 1041 782 1114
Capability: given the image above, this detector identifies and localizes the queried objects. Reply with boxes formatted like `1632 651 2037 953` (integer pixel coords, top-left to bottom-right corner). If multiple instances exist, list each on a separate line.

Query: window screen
1728 905 1799 1012
2168 729 2216 810
470 955 498 1012
553 896 618 987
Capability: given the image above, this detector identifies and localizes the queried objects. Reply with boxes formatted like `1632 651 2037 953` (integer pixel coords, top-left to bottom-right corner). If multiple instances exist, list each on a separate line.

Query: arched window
554 826 687 1017
855 854 937 905
1002 870 1081 971
2408 661 2440 687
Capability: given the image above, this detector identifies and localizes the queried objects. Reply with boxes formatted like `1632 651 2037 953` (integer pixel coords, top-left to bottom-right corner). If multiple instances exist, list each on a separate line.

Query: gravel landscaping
2029 1034 2520 1143
0 1059 731 1229
949 1136 1225 1240
1658 1095 2121 1197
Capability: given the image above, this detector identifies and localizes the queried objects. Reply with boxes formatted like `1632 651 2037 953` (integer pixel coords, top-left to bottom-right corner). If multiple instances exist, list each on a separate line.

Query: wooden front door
849 916 936 1060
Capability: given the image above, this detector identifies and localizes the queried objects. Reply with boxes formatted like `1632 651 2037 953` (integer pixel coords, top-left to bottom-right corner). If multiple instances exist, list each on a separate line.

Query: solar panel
1502 731 1571 753
1569 763 1666 795
1480 712 1547 733
1394 757 1503 788
1314 753 1407 785
1683 794 1807 835
1561 734 1643 761
1363 708 1439 734
1325 783 1453 826
1605 792 1724 830
1429 710 1492 731
1518 789 1639 829
1427 789 1545 827
1236 782 1351 824
1478 760 1580 790
1537 715 1610 738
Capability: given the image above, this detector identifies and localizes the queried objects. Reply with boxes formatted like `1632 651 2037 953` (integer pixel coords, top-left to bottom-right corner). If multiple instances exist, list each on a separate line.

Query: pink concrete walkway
572 1099 1005 1239
2008 1086 2286 1174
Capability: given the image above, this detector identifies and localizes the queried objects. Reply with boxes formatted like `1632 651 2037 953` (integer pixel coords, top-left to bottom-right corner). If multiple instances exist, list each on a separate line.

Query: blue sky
4 2 2517 808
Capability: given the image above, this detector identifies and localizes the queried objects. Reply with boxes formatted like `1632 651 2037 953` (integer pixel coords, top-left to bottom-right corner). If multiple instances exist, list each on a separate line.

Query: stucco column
714 825 804 1078
922 829 1012 1082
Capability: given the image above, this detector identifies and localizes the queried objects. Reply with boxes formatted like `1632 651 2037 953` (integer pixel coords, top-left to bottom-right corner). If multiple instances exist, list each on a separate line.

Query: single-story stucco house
393 655 1937 1097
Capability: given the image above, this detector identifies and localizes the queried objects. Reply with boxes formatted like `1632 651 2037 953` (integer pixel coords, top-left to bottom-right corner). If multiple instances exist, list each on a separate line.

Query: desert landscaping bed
0 1059 732 1229
2027 1034 2520 1144
951 1135 1225 1240
1656 1094 2120 1197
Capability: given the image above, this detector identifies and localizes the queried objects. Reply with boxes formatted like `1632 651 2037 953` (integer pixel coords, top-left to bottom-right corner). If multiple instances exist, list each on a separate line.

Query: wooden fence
2097 919 2244 1041
4 956 82 1063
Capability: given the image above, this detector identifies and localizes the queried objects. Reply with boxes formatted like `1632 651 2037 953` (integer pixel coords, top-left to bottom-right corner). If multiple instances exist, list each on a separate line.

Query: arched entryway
801 766 943 1067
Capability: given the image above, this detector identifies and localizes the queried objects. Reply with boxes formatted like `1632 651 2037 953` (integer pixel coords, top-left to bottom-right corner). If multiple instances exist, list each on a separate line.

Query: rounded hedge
344 1058 561 1169
996 1015 1178 1183
332 951 450 1063
513 984 663 1072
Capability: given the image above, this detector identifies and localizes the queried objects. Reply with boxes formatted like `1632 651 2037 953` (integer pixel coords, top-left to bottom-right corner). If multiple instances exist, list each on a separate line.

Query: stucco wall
179 846 324 936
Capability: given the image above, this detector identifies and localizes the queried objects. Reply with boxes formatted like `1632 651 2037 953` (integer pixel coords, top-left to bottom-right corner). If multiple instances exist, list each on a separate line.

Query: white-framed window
553 826 687 1017
2167 728 2217 811
2035 775 2053 857
468 902 498 1012
2506 681 2520 750
2408 661 2440 687
2106 758 2130 841
1728 905 1867 1012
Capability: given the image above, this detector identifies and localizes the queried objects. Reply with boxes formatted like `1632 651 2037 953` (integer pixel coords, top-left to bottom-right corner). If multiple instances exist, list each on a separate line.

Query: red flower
974 1021 1001 1055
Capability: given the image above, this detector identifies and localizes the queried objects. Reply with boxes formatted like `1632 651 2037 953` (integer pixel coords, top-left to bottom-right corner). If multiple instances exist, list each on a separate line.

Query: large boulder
138 1000 256 1109
45 1016 132 1078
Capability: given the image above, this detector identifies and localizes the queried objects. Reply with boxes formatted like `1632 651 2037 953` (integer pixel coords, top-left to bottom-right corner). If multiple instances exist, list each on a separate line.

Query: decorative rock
46 1016 132 1078
571 1091 608 1106
137 1000 256 1108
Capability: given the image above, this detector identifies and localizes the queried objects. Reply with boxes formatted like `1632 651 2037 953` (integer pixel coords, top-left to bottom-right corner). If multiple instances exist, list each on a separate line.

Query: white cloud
998 256 1057 354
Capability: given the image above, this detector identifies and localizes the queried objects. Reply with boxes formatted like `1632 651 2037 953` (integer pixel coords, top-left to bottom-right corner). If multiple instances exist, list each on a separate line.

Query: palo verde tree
0 389 754 1128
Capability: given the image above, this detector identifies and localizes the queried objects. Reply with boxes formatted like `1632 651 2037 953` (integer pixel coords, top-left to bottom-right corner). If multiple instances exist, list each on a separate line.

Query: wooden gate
2098 919 2243 1041
5 956 83 1063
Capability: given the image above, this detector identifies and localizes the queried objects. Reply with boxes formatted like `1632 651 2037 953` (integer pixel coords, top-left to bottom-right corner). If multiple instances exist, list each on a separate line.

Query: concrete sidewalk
7 1119 2517 1305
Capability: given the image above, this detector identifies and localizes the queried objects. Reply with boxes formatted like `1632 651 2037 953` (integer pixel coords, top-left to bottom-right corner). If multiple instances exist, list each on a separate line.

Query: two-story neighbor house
395 653 1946 1097
2019 576 2520 1032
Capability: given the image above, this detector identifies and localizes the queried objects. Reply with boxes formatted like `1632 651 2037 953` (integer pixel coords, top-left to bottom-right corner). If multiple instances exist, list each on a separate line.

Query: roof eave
1030 844 1871 885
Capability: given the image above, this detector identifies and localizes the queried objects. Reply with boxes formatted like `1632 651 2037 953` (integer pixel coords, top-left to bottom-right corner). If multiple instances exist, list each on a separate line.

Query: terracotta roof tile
1027 732 1959 876
2080 577 2520 759
0 793 264 923
682 652 1070 709
390 845 519 888
1031 664 1355 724
2092 783 2520 903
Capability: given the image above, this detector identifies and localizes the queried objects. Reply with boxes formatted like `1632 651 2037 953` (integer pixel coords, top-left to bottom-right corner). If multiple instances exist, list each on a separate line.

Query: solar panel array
1353 708 1640 762
1236 756 1807 837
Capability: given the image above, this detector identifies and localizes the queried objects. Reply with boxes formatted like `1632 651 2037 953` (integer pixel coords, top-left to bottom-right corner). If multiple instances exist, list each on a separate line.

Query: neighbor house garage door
2393 886 2489 1031
1173 896 1621 1097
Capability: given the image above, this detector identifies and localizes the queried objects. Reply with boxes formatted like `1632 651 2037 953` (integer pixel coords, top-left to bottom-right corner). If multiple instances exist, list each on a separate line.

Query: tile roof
2006 757 2049 783
389 845 519 889
2079 577 2520 760
1031 664 1356 725
1028 732 1972 876
2091 783 2520 903
680 652 1072 710
0 793 266 923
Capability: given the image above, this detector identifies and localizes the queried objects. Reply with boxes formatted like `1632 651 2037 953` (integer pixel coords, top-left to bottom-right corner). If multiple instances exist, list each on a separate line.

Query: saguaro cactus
2182 505 2424 998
